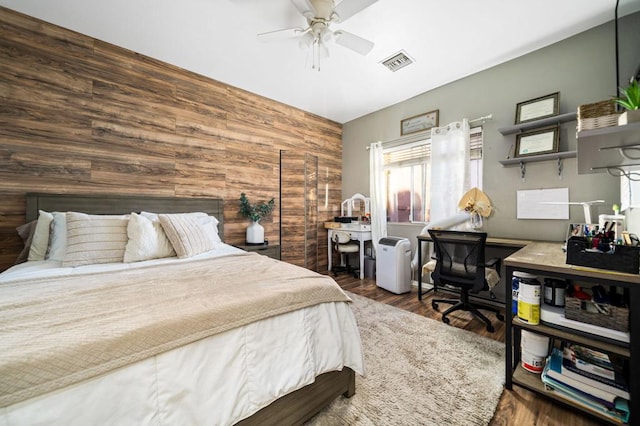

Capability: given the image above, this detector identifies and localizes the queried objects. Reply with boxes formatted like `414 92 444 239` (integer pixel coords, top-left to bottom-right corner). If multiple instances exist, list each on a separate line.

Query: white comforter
0 245 365 426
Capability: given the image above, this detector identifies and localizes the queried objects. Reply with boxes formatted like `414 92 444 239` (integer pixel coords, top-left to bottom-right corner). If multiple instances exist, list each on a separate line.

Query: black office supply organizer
566 237 639 274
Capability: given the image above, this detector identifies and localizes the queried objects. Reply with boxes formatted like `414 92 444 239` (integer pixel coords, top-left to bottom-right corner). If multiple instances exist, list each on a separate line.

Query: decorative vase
246 220 264 244
618 109 640 125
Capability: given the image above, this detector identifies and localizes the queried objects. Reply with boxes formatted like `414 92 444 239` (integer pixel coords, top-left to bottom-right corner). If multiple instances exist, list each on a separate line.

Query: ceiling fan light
299 31 315 49
319 27 334 43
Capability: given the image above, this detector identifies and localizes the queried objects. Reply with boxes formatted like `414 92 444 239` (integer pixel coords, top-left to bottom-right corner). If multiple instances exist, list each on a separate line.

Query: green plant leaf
239 193 275 222
616 78 640 110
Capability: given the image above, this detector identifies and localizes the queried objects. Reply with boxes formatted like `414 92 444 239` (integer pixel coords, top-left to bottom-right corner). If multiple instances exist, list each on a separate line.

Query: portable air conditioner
376 237 412 294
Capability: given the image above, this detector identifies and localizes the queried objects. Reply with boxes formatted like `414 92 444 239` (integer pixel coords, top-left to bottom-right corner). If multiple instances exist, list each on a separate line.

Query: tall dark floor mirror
280 151 318 271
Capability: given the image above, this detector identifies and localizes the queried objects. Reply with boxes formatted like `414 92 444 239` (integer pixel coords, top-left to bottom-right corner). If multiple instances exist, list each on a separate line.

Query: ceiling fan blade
332 0 378 22
290 0 316 19
334 30 374 55
258 27 306 41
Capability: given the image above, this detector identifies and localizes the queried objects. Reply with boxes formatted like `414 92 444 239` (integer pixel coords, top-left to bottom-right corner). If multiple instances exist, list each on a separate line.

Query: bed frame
24 192 355 425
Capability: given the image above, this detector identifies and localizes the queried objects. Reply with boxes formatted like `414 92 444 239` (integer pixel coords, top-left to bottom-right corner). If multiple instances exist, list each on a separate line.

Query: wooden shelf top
504 242 640 285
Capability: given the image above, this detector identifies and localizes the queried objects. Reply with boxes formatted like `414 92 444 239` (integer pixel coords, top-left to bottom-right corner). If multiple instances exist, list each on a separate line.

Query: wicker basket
577 99 620 131
564 296 629 332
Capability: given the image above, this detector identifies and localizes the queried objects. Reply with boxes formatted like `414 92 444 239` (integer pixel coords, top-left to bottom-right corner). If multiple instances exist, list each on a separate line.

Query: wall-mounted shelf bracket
557 157 564 178
591 164 640 181
599 143 640 160
591 163 640 182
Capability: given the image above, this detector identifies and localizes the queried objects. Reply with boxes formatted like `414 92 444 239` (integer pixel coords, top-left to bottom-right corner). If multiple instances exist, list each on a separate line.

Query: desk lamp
541 200 605 223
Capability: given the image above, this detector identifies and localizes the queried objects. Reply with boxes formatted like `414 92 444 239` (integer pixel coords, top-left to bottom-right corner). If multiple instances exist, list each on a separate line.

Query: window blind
384 126 483 166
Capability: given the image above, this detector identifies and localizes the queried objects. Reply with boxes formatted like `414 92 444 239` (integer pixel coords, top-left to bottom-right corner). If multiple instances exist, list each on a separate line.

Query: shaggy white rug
308 292 505 426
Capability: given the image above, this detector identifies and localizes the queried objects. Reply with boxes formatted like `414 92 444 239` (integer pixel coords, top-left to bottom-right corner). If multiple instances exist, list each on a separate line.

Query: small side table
234 244 281 260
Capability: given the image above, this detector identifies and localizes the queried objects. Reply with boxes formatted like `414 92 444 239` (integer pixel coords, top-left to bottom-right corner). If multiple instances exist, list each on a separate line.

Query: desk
416 234 530 302
504 242 639 424
327 226 372 280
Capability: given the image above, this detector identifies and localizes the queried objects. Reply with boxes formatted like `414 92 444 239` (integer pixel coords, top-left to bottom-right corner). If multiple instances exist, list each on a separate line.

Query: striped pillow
159 213 215 258
62 212 129 267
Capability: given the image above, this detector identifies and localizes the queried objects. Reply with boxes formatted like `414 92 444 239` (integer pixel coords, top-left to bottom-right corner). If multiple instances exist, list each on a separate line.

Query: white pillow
159 213 216 258
28 210 53 261
200 215 222 245
62 212 130 267
124 213 176 263
47 212 67 262
142 211 222 245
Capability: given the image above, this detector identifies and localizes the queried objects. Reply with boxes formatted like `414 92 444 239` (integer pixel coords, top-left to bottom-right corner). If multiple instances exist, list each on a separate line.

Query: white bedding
0 245 365 426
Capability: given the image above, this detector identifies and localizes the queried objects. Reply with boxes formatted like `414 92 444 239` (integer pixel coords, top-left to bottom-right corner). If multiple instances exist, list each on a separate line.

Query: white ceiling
1 0 638 123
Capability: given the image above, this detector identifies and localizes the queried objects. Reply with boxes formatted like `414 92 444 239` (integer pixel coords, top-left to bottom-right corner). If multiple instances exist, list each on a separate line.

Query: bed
0 193 364 425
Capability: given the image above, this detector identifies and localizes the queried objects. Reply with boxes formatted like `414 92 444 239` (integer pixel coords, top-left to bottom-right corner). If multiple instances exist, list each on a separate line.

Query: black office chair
427 229 504 332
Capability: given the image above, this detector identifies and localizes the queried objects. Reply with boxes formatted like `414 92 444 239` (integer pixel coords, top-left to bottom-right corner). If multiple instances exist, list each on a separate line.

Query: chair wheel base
496 312 504 321
486 325 495 332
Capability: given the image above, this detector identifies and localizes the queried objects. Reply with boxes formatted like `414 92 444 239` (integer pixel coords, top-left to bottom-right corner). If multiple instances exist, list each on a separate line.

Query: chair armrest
485 257 501 275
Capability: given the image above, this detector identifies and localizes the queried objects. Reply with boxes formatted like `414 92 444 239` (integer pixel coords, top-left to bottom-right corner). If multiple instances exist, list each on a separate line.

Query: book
542 349 630 424
544 348 628 403
561 346 629 398
542 380 630 424
565 343 615 380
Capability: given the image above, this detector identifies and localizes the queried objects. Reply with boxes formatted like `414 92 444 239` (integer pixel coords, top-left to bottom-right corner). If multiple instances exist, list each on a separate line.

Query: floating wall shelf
499 150 577 167
499 151 576 179
498 112 577 135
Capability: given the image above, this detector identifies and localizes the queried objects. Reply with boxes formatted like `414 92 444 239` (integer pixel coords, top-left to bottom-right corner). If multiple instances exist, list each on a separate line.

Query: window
384 127 483 223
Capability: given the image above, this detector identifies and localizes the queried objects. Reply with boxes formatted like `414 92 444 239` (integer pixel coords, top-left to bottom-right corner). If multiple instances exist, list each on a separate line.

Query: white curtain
369 141 386 254
429 119 471 226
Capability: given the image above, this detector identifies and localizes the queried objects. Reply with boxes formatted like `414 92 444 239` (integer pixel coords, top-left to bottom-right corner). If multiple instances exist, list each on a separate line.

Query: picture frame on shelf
515 125 559 157
515 92 560 124
401 110 439 135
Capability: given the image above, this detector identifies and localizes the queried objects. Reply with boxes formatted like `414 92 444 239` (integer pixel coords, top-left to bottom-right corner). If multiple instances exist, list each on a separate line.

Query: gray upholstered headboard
25 193 224 241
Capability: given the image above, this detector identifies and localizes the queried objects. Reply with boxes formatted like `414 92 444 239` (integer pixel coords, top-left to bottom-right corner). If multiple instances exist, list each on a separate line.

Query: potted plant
239 193 275 244
616 78 640 125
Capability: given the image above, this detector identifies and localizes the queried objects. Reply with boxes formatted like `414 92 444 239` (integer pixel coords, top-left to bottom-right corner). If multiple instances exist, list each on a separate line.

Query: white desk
327 224 372 280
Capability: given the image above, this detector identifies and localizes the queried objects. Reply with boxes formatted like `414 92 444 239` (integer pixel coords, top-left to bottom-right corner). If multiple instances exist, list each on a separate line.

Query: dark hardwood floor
332 273 602 426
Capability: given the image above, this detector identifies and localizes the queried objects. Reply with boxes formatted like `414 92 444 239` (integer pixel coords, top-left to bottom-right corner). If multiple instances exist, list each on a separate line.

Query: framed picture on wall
515 92 560 124
514 125 559 157
401 110 439 135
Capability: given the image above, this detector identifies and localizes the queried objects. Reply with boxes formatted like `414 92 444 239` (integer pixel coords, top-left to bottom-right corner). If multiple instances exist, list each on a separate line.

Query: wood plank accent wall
0 7 342 272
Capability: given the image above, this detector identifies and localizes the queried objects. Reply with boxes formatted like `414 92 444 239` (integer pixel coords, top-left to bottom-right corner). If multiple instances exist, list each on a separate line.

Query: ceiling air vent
381 51 414 72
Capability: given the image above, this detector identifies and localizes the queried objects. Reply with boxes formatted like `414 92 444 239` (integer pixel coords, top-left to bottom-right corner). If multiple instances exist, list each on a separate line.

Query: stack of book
541 343 630 424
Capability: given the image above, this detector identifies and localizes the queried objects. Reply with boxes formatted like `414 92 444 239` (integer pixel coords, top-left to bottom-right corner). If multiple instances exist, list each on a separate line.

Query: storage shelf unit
504 242 638 425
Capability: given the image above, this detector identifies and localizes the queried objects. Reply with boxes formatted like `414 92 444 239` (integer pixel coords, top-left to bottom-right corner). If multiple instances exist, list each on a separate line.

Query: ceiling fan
258 0 378 69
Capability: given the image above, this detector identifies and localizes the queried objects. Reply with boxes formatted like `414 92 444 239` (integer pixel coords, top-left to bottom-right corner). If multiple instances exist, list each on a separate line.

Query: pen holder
565 237 640 274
